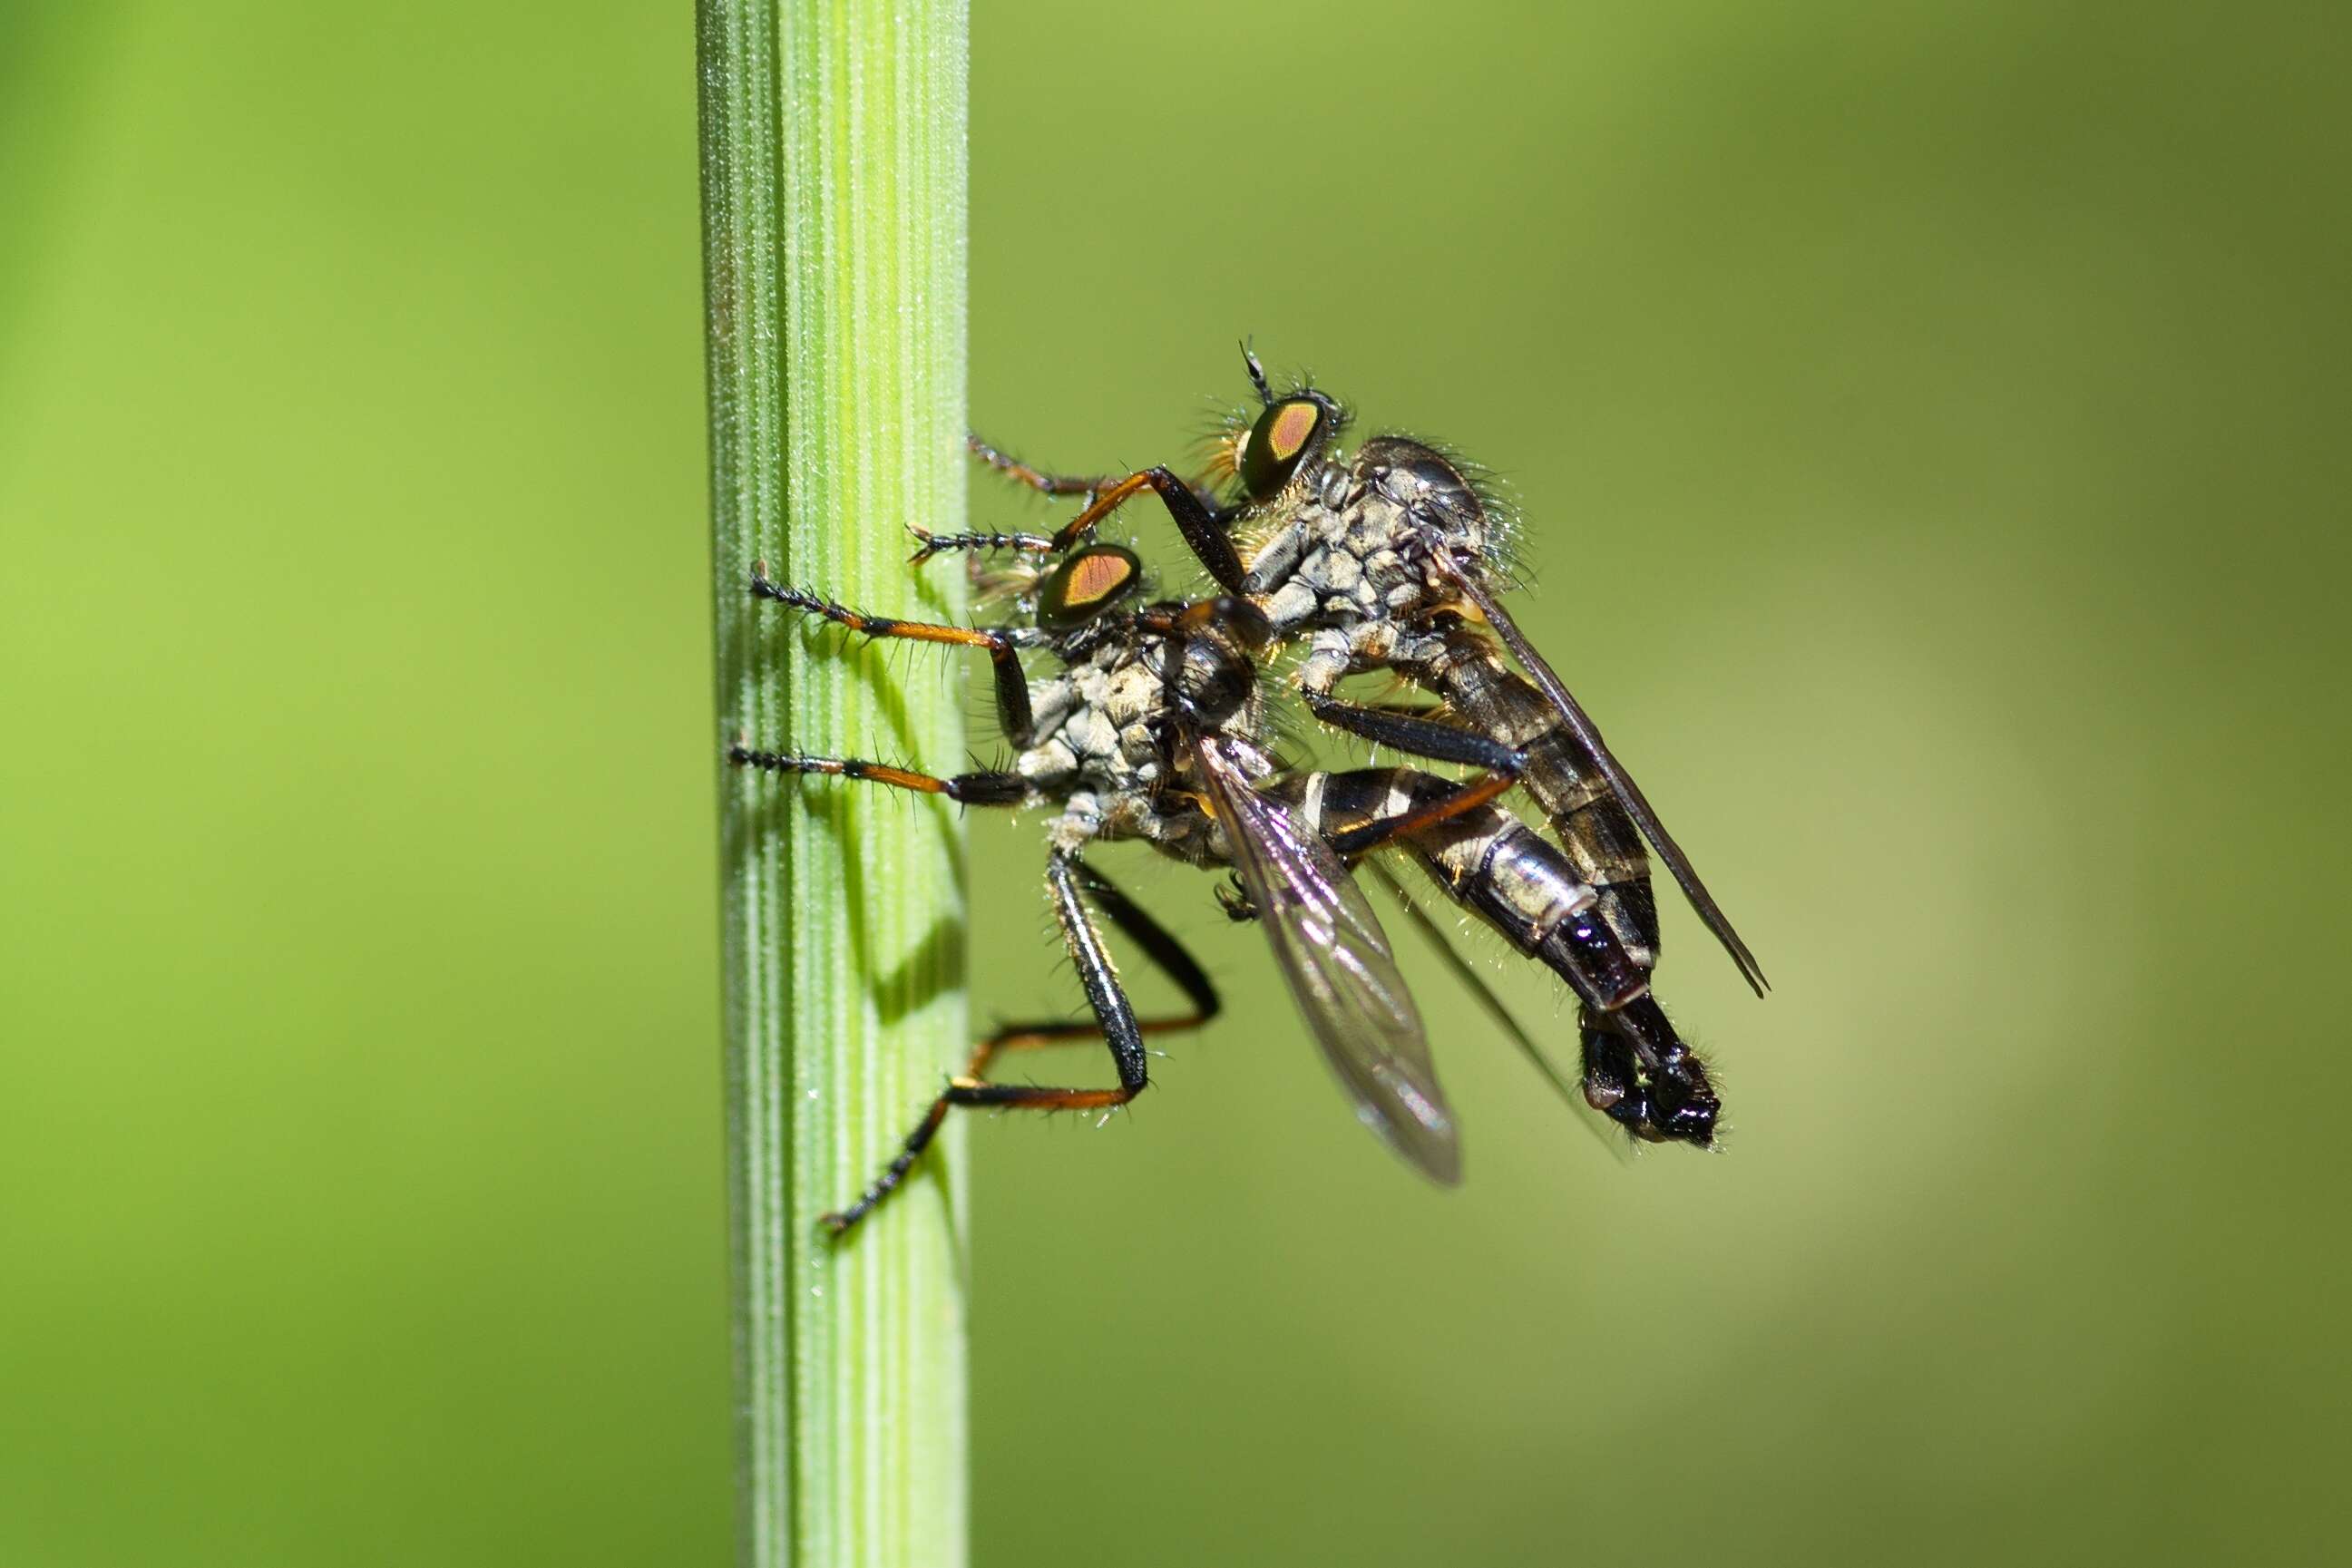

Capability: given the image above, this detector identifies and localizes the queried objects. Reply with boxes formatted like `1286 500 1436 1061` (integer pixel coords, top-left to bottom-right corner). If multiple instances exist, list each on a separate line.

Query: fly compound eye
1236 396 1328 502
1038 543 1142 628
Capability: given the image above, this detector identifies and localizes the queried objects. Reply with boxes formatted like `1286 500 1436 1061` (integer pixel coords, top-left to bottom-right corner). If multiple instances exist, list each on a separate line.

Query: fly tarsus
967 431 1117 499
907 525 1057 563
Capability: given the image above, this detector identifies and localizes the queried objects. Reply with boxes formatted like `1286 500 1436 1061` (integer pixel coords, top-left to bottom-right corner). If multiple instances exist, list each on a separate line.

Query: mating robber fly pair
729 348 1766 1235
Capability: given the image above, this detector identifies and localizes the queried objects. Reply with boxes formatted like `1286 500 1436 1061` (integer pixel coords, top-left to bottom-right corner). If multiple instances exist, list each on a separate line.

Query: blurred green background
5 2 2347 1563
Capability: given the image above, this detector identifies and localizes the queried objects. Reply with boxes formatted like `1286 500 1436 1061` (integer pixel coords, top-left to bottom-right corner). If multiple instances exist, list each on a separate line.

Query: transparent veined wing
1450 569 1770 998
1191 735 1459 1183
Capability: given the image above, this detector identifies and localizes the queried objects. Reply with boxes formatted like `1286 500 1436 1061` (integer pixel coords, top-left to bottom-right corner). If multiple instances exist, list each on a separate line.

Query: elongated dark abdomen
1288 769 1639 1010
1281 765 1716 1146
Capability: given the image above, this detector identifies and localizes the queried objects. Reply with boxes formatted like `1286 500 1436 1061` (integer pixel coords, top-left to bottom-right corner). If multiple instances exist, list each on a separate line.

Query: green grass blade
698 2 971 1563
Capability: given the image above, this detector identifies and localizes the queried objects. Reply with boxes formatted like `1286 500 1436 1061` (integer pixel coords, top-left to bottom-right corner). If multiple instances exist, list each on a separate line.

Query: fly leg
920 435 1235 567
726 746 1030 807
747 569 1038 746
1302 699 1527 858
966 432 1117 498
1045 468 1249 591
917 465 1246 589
821 853 1219 1237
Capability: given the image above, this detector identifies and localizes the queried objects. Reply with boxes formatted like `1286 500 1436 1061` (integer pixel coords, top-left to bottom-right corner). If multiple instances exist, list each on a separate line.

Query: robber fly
732 528 1683 1232
937 349 1763 1147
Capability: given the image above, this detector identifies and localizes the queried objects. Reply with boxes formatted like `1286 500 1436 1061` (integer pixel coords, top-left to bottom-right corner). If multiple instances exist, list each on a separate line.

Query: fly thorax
1251 500 1361 630
1168 638 1256 730
1310 458 1352 509
1068 705 1119 771
1365 549 1426 612
1100 788 1215 865
1117 718 1163 777
1298 544 1363 596
1069 657 1117 715
1355 436 1497 609
1097 788 1162 843
1384 624 1451 668
1263 575 1320 631
1357 436 1489 550
1240 519 1309 599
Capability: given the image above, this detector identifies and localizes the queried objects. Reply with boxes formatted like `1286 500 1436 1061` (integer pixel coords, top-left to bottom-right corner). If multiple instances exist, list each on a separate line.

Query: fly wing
1193 735 1460 1183
1451 570 1771 998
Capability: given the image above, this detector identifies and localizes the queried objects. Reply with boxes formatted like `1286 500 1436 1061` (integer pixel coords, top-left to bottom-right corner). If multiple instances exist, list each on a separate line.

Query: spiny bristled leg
821 854 1218 1237
967 431 1117 499
947 443 1245 577
907 433 1115 563
747 565 1039 745
727 745 1029 807
1045 467 1247 591
906 524 1060 564
935 433 1245 588
964 430 1238 522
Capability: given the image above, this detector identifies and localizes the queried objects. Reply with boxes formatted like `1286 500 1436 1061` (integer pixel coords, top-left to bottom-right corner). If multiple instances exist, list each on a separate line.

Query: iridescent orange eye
1237 397 1326 501
1038 544 1141 628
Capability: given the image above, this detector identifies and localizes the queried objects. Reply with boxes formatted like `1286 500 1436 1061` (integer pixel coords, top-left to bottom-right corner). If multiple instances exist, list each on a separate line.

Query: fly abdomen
1282 764 1715 1150
1285 765 1424 839
1429 821 1648 1016
1286 768 1644 1014
1472 825 1598 949
1581 996 1719 1148
1414 631 1661 968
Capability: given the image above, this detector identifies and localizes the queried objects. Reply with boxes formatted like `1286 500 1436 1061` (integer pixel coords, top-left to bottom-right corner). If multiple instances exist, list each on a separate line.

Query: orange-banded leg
726 745 1030 807
821 852 1220 1237
907 525 1059 564
748 569 1037 746
917 436 1235 566
1302 695 1528 857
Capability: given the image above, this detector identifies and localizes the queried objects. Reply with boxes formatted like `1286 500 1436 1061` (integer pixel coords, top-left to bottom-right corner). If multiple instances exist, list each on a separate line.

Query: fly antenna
1240 338 1274 405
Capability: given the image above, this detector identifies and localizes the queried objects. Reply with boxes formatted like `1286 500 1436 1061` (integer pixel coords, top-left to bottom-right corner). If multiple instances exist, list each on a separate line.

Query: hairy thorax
1018 628 1271 867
